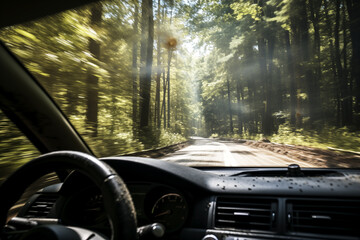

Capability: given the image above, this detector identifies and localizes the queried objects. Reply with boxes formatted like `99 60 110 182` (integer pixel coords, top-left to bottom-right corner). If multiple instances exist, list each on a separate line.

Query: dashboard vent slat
287 200 360 237
24 195 58 218
215 197 277 232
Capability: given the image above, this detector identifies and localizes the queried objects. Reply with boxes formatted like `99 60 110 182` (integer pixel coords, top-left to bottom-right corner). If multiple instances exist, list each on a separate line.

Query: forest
0 0 360 177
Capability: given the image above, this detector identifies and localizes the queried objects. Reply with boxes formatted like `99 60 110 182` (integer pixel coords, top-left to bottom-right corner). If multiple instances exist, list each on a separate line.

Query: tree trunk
285 30 296 126
343 0 352 125
335 0 343 126
236 80 242 134
86 3 102 137
335 0 351 127
227 77 233 134
309 0 322 79
297 0 316 125
166 50 172 128
265 34 275 136
162 68 166 129
139 0 154 131
324 0 340 126
341 0 352 126
263 3 276 135
309 0 322 123
345 0 360 128
166 9 173 129
154 0 161 129
290 0 307 128
257 37 267 134
247 64 256 134
160 7 166 129
132 2 139 134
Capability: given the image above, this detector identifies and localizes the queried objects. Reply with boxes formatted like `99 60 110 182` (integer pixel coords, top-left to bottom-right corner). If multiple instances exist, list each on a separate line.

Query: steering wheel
0 151 137 240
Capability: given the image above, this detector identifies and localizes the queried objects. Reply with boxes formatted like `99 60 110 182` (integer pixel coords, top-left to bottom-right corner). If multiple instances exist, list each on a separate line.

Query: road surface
161 137 315 167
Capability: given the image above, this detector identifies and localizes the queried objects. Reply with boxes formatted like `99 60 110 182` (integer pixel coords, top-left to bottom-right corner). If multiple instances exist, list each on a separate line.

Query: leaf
14 29 40 42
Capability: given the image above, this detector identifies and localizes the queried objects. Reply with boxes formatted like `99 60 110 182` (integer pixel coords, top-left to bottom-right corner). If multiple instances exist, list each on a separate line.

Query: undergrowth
218 124 360 153
270 124 360 152
157 130 187 148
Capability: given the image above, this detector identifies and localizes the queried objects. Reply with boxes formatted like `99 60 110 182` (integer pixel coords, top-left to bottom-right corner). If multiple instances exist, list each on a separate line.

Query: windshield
1 0 359 168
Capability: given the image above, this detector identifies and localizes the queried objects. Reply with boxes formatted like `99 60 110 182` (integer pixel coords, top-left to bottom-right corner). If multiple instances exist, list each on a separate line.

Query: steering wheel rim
0 151 137 240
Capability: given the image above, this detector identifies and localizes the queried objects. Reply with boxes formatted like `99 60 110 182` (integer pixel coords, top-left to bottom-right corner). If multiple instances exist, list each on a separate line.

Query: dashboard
63 182 189 233
13 156 360 240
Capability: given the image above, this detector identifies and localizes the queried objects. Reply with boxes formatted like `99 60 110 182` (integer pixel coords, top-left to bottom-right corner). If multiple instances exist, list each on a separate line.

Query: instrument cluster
61 182 189 235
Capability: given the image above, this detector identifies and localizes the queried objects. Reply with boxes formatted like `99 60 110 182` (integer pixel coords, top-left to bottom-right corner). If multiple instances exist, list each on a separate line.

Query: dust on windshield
0 0 359 167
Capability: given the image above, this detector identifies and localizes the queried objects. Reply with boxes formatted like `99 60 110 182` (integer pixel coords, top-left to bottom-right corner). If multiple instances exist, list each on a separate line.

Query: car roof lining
0 0 98 28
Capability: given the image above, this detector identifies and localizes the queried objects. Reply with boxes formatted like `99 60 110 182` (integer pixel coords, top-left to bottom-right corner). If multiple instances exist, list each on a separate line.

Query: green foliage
157 130 186 148
88 132 145 156
231 2 262 21
271 124 360 152
216 124 360 153
209 133 219 138
0 111 39 184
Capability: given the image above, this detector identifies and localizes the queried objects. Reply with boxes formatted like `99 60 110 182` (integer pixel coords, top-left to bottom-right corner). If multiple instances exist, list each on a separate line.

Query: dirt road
161 137 316 167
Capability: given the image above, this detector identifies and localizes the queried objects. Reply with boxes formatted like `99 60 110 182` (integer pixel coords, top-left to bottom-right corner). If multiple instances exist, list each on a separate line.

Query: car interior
0 0 360 240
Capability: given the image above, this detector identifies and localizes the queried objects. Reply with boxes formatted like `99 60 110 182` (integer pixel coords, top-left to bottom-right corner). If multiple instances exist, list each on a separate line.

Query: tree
345 0 360 128
139 0 154 133
86 2 103 137
226 76 234 133
154 0 162 129
166 3 175 129
132 1 140 134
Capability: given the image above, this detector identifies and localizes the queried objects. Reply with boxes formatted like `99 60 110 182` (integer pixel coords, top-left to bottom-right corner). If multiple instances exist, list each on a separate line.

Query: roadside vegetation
214 125 360 153
270 125 360 153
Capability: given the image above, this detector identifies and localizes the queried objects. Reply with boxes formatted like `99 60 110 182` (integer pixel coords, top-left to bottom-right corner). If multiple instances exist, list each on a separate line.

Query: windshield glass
1 0 360 168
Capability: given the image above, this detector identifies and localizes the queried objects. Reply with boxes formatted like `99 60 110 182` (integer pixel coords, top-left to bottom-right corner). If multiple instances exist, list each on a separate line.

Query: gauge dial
81 193 107 224
151 193 188 232
62 187 108 227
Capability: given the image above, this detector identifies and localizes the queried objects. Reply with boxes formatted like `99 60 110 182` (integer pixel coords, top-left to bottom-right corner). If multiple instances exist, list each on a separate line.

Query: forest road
161 137 315 167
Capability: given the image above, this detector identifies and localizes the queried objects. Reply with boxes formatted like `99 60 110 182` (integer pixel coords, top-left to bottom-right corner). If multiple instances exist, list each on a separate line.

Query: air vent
215 197 277 232
287 200 360 237
24 194 58 218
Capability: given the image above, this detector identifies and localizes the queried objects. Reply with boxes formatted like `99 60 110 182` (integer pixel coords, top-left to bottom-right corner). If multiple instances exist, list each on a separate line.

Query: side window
0 109 40 185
